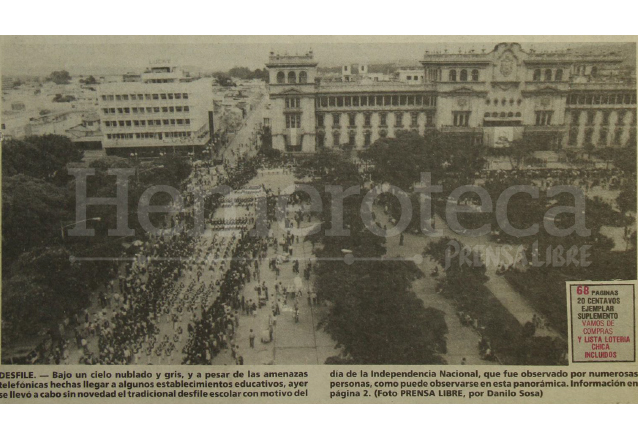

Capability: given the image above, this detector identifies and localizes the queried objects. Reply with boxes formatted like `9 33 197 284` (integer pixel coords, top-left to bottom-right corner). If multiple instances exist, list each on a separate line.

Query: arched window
515 112 522 117
449 70 457 82
555 69 563 82
276 71 285 84
460 69 468 82
502 98 507 106
591 66 598 77
533 69 541 81
484 112 490 118
500 112 506 118
544 69 552 82
493 99 498 106
508 112 514 117
299 71 308 84
288 71 297 84
492 112 498 118
472 69 479 81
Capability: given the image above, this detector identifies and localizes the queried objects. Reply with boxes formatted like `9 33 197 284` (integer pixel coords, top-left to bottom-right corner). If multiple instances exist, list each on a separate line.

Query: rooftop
266 51 318 67
421 43 626 64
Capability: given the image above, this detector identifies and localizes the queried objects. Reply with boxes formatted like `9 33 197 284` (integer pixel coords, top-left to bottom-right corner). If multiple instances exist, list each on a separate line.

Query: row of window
276 71 308 84
569 109 636 126
316 112 436 128
316 126 432 148
535 111 553 126
486 98 523 106
316 95 437 108
101 93 189 101
532 69 564 82
568 126 632 146
452 111 471 127
285 114 301 128
574 66 597 77
104 119 191 128
484 112 523 118
285 98 301 109
567 93 636 106
106 131 192 140
316 131 375 148
448 69 480 82
102 106 190 115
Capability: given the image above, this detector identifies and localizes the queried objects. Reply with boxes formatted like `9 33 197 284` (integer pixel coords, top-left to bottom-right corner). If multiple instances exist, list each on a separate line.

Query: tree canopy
47 70 71 85
361 130 487 190
2 135 83 183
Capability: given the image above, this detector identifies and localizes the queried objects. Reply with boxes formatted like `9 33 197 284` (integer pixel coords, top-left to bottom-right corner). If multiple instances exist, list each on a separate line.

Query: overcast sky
1 36 634 77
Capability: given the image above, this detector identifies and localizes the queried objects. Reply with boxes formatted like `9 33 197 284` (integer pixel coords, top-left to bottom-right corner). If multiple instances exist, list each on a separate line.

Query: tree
361 131 429 191
221 110 243 132
2 174 73 264
613 147 637 175
617 182 637 215
362 130 486 191
80 75 98 85
303 151 448 364
510 137 533 169
52 94 76 103
213 72 236 87
47 70 71 85
315 259 447 364
2 246 100 343
2 135 83 183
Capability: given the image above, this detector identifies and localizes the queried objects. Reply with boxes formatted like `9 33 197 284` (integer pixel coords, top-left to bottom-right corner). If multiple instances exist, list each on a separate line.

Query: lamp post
61 217 101 239
130 151 139 184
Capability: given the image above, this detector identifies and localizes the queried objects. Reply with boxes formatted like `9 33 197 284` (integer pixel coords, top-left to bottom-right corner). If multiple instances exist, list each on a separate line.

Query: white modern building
97 63 213 155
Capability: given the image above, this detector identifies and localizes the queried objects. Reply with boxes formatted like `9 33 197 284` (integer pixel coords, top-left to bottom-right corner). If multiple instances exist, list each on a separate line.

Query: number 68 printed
576 285 590 295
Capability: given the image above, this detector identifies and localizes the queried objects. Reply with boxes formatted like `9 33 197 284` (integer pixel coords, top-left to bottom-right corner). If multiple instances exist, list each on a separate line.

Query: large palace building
265 43 637 153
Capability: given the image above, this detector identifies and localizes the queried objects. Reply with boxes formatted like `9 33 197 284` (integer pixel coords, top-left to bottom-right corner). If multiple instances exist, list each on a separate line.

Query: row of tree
2 135 192 355
297 152 448 364
361 130 634 362
213 67 268 86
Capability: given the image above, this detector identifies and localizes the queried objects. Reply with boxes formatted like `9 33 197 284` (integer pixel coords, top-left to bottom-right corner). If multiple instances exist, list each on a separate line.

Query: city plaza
7 43 635 366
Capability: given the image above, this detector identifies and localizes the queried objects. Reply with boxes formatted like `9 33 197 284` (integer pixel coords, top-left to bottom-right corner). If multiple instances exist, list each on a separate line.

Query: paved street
220 92 267 166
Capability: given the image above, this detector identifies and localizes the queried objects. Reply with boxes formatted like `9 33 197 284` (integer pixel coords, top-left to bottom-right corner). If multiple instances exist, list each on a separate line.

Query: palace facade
265 43 636 153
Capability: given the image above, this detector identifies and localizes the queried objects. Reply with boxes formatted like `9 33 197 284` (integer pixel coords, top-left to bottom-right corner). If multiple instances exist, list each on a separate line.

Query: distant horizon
1 37 635 78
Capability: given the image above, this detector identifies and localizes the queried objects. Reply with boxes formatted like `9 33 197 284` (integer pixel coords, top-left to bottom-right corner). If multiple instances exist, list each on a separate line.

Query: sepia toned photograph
1 36 636 369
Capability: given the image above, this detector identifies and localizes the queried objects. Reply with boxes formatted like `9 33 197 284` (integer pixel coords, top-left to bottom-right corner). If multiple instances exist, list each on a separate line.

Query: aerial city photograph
1 37 636 367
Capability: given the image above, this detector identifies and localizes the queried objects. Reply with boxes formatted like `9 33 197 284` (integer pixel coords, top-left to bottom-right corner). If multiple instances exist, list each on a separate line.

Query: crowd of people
79 233 197 364
182 232 268 364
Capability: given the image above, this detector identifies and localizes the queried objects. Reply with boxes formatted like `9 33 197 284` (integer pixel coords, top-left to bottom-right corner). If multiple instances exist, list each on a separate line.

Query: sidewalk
374 207 489 365
211 235 338 366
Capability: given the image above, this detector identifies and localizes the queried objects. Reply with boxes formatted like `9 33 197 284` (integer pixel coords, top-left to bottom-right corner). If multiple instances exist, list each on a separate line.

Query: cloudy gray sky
1 36 634 77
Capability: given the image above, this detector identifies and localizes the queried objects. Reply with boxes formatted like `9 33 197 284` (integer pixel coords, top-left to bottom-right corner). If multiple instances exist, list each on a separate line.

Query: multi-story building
266 43 636 153
396 68 424 84
97 63 213 156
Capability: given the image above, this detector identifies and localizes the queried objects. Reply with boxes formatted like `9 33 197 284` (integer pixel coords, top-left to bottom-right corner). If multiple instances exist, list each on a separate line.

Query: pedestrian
249 329 255 348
